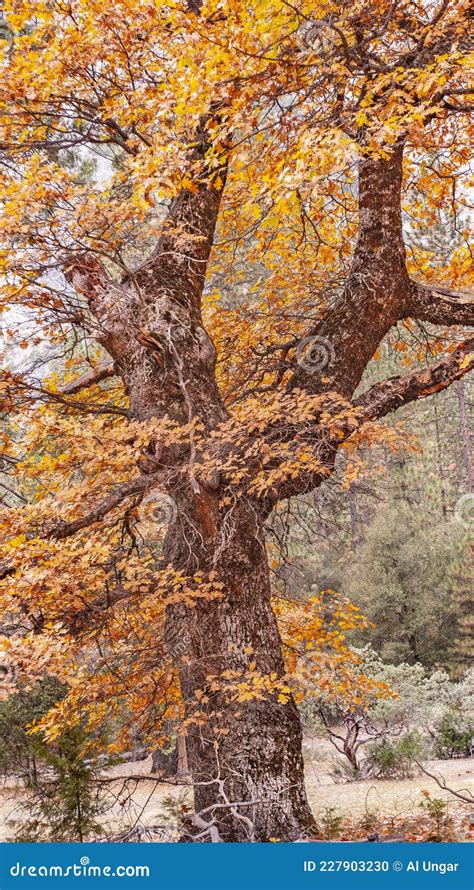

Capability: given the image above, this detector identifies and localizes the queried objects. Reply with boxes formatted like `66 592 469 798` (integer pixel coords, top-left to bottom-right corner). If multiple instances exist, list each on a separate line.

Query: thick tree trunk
61 112 474 842
164 500 315 841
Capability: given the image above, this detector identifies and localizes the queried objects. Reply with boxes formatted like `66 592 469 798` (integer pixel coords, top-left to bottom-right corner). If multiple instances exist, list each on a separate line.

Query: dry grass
305 756 473 820
1 746 472 842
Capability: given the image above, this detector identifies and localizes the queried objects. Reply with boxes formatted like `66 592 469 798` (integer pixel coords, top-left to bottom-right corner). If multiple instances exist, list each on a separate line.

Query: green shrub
433 711 473 759
419 795 454 842
0 676 67 783
319 806 343 839
365 731 426 779
11 724 106 842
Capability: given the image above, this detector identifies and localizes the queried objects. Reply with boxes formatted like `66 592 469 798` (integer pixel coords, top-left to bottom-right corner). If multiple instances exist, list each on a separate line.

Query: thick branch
128 106 230 322
355 338 474 422
63 254 133 362
64 111 229 429
287 141 412 401
60 361 116 394
257 339 473 512
409 282 474 327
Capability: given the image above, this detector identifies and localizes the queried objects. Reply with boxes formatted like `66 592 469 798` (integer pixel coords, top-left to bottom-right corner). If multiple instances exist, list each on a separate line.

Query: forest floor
1 741 472 842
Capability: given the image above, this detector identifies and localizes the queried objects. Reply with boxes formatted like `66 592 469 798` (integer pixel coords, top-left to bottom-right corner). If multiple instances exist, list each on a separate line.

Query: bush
319 806 343 839
419 795 454 842
0 676 67 783
433 711 473 759
365 731 426 779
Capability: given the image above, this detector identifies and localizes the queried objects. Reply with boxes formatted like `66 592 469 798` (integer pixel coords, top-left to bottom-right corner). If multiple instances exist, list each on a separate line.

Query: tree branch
60 361 116 394
415 760 474 804
0 475 168 580
409 282 474 327
356 338 474 422
49 475 165 540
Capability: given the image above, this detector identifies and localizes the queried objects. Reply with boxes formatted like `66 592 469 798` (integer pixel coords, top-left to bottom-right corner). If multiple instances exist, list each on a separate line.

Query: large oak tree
0 0 473 840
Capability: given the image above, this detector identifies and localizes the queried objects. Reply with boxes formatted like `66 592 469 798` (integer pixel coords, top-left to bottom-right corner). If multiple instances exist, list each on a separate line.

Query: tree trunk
348 485 360 550
457 380 473 492
433 403 448 520
164 500 315 841
177 735 189 778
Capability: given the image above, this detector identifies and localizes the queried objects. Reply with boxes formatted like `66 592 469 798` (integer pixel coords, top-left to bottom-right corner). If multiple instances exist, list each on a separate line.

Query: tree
343 501 466 666
307 647 470 777
0 676 66 784
0 678 107 841
0 0 473 840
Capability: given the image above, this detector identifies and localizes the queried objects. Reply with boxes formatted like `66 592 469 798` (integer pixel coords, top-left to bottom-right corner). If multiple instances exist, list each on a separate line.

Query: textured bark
289 141 411 400
164 500 314 841
410 283 474 327
355 337 474 421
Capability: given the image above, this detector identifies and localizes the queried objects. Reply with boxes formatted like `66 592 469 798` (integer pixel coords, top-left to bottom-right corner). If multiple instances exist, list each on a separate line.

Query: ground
1 739 472 842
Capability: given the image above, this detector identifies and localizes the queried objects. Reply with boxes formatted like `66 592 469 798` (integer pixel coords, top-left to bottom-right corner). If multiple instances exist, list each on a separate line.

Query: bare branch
0 475 168 581
415 761 474 804
50 475 165 540
356 337 474 422
60 361 116 394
